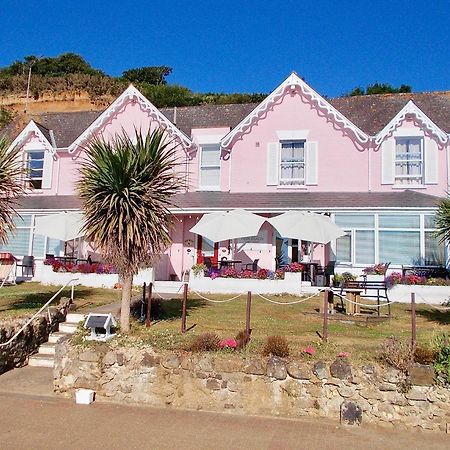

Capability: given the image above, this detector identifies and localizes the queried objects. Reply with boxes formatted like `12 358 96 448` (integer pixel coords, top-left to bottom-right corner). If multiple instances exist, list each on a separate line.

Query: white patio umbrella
189 209 266 242
267 211 345 244
34 212 85 254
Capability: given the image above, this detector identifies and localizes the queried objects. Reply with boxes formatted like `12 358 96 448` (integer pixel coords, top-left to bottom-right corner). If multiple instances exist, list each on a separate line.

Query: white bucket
75 388 95 404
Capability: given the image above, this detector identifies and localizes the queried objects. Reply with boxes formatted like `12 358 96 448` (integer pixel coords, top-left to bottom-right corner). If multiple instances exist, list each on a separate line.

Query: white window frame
279 140 305 186
24 150 45 189
394 137 424 185
199 144 221 190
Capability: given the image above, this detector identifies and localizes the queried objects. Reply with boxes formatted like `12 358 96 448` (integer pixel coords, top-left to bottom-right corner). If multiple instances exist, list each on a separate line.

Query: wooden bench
336 280 390 316
401 265 448 279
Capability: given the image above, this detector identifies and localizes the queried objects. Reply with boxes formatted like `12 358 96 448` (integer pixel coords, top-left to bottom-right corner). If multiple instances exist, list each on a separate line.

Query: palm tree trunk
120 274 133 332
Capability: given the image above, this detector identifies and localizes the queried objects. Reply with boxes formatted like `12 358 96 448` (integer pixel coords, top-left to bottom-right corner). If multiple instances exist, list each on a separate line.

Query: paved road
0 391 448 450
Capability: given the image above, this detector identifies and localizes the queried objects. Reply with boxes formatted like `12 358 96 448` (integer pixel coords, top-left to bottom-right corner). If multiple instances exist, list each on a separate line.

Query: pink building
2 73 449 280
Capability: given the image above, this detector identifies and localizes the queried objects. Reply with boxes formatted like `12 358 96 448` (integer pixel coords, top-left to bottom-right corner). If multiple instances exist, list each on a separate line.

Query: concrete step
58 323 79 334
28 354 54 368
48 332 71 343
38 342 56 355
65 313 85 324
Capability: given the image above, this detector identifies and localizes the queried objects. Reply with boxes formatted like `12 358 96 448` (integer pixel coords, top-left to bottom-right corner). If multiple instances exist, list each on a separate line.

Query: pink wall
227 91 369 193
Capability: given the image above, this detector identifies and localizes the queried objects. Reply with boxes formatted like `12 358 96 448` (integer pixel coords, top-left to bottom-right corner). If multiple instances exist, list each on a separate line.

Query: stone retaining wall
54 342 450 431
0 299 68 374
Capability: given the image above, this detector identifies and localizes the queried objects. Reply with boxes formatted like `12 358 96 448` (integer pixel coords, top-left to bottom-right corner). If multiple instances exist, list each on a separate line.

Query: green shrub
433 333 450 385
379 337 414 373
262 335 290 357
189 332 221 352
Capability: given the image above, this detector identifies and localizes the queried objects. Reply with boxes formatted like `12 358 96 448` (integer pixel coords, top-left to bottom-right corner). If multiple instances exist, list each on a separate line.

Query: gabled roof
330 91 450 135
67 85 193 153
374 100 448 145
9 120 55 154
221 72 370 148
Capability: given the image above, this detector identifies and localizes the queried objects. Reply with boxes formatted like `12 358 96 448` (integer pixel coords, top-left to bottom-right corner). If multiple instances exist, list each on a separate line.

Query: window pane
425 232 445 265
202 237 215 256
200 167 220 187
379 215 420 228
32 234 46 257
424 215 436 229
14 214 32 227
0 229 31 256
46 238 62 256
334 214 374 228
355 230 375 264
336 232 351 262
379 231 420 265
201 146 221 166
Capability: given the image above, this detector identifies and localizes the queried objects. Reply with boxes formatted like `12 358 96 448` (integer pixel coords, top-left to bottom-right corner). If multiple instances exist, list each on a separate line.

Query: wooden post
145 282 152 328
322 290 329 342
245 291 252 340
411 292 416 347
181 283 188 334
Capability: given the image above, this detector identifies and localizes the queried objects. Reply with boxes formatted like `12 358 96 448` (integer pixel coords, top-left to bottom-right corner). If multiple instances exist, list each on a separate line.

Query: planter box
389 284 450 304
283 272 303 283
35 264 154 288
365 274 385 282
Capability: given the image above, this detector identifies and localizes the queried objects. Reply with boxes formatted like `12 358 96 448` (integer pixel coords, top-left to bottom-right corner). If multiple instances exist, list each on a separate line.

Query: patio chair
315 261 336 286
16 255 35 277
243 259 259 272
204 257 218 271
0 255 17 287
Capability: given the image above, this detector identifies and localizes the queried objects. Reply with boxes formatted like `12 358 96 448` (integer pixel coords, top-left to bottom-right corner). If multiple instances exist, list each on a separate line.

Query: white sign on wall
237 230 269 251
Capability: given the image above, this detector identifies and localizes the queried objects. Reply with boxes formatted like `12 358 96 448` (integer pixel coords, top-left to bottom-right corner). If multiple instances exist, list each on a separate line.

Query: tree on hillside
122 66 172 85
0 136 25 244
346 83 412 96
0 53 104 77
77 130 184 332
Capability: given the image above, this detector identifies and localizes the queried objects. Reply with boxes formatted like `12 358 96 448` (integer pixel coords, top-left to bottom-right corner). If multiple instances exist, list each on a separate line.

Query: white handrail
0 277 79 348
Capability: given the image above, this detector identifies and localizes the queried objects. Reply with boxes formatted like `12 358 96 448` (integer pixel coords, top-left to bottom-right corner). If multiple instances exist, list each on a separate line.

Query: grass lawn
0 282 120 319
127 292 450 363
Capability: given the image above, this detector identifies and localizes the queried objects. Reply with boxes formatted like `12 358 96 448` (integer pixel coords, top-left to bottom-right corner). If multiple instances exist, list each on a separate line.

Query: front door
196 236 219 265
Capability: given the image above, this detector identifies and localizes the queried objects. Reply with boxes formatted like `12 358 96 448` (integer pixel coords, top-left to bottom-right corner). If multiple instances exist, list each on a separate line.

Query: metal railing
0 277 79 348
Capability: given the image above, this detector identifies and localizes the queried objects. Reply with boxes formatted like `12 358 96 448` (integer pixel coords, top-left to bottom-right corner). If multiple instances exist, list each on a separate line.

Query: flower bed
386 272 450 287
44 258 117 274
209 263 303 280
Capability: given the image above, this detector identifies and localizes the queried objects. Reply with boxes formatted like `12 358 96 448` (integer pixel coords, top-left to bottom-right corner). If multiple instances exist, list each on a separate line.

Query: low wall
189 276 314 295
389 285 450 305
34 264 154 288
0 299 68 374
54 342 450 431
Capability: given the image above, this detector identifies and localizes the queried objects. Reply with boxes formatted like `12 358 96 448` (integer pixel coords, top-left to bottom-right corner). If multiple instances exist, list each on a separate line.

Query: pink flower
303 346 315 355
338 352 349 358
219 339 237 349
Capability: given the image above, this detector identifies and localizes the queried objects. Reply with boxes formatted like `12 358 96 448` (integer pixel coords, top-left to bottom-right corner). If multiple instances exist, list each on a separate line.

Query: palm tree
0 135 25 244
435 195 450 244
77 129 184 332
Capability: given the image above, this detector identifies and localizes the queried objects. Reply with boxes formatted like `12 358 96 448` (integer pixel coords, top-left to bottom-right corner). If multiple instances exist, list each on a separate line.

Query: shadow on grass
0 287 104 312
416 308 450 325
134 297 208 322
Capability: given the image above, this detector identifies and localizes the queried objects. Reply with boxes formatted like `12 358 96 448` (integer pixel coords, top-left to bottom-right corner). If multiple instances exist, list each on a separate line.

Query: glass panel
13 214 32 227
200 167 220 187
202 237 214 257
334 214 374 228
336 232 351 263
355 230 375 265
424 215 436 229
46 238 62 257
425 232 445 265
201 145 221 166
0 229 31 256
379 231 420 265
32 234 46 257
379 215 420 228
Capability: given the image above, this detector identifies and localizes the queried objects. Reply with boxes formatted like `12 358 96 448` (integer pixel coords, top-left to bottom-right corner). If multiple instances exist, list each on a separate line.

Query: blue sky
1 0 449 97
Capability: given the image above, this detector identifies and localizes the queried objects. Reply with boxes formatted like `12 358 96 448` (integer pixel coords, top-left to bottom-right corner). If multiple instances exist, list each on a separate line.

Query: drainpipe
368 139 372 192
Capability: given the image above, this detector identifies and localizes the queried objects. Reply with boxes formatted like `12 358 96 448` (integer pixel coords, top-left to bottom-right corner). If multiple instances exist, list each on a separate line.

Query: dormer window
199 144 221 190
25 150 45 189
394 137 423 185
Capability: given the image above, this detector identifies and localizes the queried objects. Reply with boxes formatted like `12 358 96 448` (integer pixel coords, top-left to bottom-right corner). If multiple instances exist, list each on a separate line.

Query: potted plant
332 272 357 287
190 263 207 278
362 263 388 281
283 262 304 282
